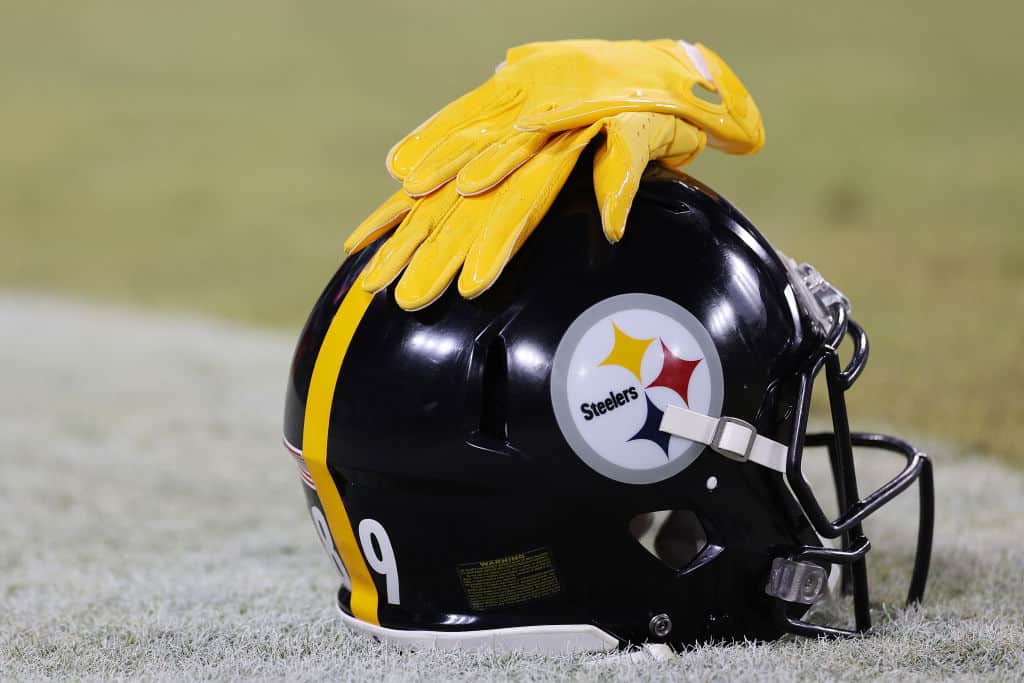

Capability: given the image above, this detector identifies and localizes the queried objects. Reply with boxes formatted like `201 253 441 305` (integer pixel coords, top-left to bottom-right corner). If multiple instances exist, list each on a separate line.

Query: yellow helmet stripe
302 274 379 624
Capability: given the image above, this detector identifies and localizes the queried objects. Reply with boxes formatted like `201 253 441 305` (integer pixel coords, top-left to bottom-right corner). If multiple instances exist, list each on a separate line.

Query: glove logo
550 293 723 485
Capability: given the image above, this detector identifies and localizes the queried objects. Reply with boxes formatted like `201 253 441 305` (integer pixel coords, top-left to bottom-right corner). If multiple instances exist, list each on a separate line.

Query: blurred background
1 1 1020 463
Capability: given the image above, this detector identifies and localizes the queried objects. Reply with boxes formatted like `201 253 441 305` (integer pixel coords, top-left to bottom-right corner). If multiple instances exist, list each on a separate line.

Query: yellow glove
389 39 763 198
345 113 706 310
592 112 705 241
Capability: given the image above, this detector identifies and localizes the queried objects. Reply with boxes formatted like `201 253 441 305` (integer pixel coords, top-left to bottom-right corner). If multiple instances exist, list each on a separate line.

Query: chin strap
659 404 787 473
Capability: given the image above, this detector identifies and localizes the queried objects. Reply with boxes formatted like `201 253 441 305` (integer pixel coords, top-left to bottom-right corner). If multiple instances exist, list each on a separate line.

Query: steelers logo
550 293 724 484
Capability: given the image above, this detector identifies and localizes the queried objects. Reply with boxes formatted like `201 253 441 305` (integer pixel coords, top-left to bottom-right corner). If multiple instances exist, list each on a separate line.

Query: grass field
0 1 1021 465
2 294 1022 680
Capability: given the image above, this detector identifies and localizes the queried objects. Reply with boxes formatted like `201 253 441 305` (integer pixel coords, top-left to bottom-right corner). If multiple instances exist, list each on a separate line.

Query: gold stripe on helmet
302 274 380 624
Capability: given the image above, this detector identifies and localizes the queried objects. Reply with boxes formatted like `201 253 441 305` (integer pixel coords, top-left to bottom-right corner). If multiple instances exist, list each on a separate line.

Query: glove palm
390 39 763 198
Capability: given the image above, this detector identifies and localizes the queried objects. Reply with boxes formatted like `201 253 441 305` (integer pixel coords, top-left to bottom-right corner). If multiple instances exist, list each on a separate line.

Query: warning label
457 547 562 610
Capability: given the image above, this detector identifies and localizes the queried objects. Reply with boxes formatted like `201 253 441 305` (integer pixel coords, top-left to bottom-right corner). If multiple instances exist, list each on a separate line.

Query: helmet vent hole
478 336 509 442
629 509 707 571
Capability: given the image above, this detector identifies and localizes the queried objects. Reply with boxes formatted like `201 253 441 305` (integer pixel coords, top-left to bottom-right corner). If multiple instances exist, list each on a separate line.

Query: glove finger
594 114 705 243
361 182 460 293
387 79 514 181
344 189 415 254
660 148 703 168
458 124 601 299
389 40 572 185
401 97 520 197
455 129 550 196
593 114 653 244
653 115 706 159
392 193 493 311
651 116 707 170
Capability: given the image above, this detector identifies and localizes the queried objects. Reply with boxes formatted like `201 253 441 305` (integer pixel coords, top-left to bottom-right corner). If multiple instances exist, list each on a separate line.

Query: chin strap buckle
710 416 757 462
658 405 788 473
765 558 828 605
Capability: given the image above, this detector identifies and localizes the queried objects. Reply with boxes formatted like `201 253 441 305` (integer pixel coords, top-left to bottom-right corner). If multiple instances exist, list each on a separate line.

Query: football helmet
283 164 933 652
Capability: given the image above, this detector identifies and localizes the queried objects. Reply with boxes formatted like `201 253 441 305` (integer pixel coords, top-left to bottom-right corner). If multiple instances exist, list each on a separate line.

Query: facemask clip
778 252 850 335
765 557 828 605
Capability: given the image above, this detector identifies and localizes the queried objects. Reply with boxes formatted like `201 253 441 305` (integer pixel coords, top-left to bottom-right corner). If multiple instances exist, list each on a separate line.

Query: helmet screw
649 613 672 638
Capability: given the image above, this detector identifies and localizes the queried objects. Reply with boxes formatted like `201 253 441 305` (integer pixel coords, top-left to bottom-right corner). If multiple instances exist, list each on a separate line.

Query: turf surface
1 2 1022 462
2 295 1021 681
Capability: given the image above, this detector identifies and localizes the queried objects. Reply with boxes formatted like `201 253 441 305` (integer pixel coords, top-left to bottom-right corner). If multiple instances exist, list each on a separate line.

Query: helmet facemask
766 258 935 637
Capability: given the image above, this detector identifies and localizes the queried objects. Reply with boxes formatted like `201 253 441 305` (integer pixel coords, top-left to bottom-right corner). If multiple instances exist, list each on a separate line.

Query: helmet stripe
302 274 380 625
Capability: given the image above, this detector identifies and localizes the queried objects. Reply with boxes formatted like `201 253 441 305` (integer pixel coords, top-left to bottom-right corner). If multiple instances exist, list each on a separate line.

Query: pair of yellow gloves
344 39 765 311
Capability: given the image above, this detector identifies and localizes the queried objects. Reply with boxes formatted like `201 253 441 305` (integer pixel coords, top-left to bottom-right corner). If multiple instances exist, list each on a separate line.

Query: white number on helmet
311 506 351 591
358 518 400 605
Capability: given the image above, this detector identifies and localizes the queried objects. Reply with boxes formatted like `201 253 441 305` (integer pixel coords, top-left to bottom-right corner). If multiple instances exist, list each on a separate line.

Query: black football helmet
283 164 933 653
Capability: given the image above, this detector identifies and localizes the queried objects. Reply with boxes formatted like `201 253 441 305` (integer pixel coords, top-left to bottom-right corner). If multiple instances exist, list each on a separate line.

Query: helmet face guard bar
773 303 935 638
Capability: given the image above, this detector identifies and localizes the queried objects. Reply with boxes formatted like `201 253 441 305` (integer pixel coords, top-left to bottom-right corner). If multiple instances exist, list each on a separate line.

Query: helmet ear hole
629 509 707 571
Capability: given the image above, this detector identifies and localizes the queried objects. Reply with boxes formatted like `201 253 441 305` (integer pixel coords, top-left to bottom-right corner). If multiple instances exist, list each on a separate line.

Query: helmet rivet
649 613 672 638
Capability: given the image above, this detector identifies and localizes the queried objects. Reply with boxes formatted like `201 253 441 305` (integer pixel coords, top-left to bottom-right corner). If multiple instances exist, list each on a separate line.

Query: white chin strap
659 404 788 473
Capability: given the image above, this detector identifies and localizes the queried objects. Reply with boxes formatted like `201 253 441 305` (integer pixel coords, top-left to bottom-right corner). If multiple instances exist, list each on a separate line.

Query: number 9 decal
358 518 400 605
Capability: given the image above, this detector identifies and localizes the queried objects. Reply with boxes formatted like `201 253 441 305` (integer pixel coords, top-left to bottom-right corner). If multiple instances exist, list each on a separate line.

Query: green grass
1 1 1021 461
